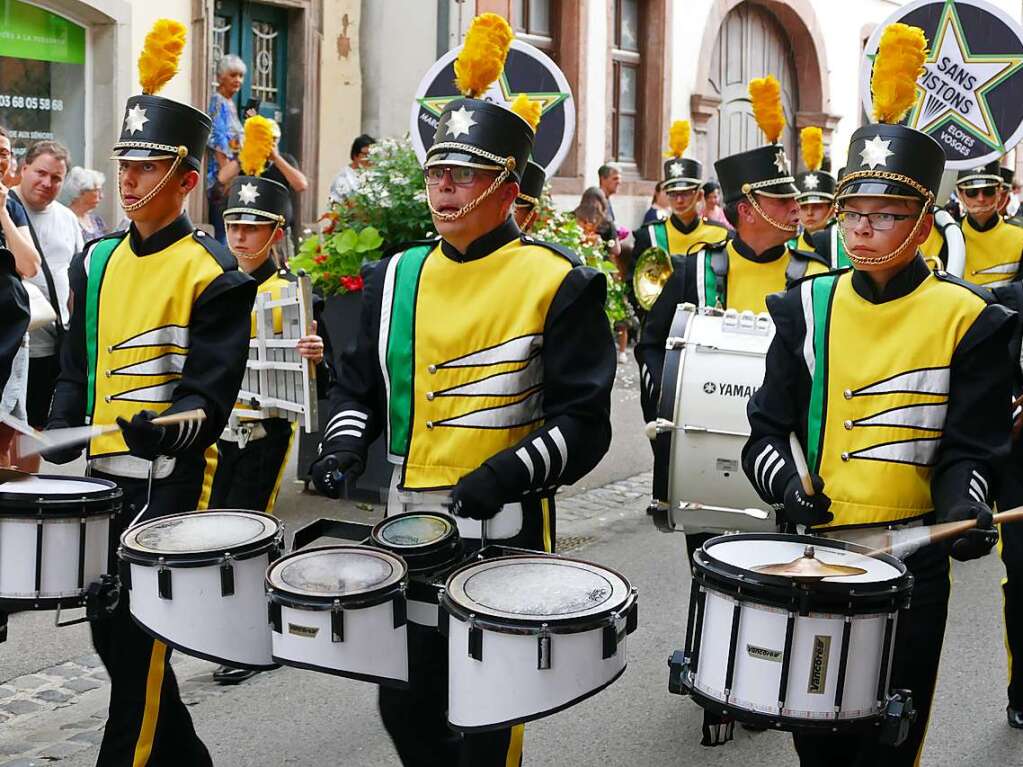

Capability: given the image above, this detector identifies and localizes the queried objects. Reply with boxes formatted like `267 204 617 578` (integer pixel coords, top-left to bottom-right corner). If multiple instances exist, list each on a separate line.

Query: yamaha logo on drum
702 381 759 398
807 635 831 694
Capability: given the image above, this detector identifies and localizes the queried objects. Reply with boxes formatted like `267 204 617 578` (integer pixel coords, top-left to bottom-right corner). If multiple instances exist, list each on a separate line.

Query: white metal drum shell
446 615 628 731
665 307 776 534
692 587 895 721
271 599 409 686
0 516 110 601
126 554 274 668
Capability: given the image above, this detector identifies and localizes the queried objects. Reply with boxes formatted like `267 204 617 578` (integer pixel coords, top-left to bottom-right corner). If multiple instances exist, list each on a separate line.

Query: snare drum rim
370 511 463 573
118 510 283 568
265 545 408 610
0 475 122 519
440 554 638 634
695 533 913 605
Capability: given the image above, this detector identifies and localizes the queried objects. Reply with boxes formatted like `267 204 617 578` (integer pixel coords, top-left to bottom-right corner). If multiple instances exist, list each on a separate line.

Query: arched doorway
706 2 798 168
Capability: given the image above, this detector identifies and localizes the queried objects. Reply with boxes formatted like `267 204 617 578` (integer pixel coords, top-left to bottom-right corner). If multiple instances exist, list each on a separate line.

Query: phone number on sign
0 95 63 111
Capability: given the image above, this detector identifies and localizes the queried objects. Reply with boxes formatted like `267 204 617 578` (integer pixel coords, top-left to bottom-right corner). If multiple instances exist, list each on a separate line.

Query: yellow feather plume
238 116 275 177
454 13 514 98
138 19 187 96
871 23 927 124
510 93 541 132
748 76 786 144
800 127 823 172
664 120 691 158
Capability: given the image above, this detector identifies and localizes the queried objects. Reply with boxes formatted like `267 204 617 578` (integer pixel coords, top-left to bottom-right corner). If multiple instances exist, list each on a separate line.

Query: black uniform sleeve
741 286 808 504
931 301 1015 518
635 254 693 417
0 249 28 392
993 283 1023 397
810 228 831 263
318 258 390 461
161 270 257 453
483 266 616 499
49 249 89 427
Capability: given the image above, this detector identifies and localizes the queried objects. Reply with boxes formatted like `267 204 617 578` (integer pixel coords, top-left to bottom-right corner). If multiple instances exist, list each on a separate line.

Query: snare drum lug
601 622 618 660
118 555 132 591
626 591 638 635
157 559 172 600
331 599 344 643
268 598 282 633
392 594 407 629
538 626 552 670
220 554 235 597
468 617 483 662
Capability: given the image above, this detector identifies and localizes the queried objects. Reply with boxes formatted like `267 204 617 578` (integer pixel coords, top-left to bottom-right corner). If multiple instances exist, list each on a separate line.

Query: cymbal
753 545 868 581
0 467 31 483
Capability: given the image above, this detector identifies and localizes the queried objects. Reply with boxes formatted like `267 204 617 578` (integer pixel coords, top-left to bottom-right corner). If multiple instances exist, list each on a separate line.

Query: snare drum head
122 511 279 556
704 534 904 584
445 556 631 622
373 513 455 550
0 475 120 503
267 546 406 598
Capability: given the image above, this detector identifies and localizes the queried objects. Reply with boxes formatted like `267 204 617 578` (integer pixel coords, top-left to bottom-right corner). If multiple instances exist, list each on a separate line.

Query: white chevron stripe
854 402 947 431
532 436 552 483
111 353 187 377
110 382 178 403
548 427 569 475
970 478 985 501
974 262 1019 275
766 458 785 495
849 438 940 466
435 355 543 397
515 447 534 483
753 445 773 492
758 452 780 495
973 471 989 495
853 368 949 397
969 485 984 503
328 429 363 439
324 421 364 442
437 334 542 368
112 325 189 350
435 390 543 429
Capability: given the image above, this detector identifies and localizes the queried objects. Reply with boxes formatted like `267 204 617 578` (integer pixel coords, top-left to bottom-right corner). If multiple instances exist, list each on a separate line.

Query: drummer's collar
731 237 786 263
670 213 700 234
966 213 1000 233
251 259 279 285
129 213 193 257
851 254 930 304
441 218 521 263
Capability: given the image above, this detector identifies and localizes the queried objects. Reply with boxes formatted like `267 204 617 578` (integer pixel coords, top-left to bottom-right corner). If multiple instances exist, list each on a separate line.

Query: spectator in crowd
60 166 109 242
701 179 732 230
3 142 21 189
0 127 39 278
207 54 247 243
15 140 81 471
329 133 376 203
641 181 670 225
597 163 622 224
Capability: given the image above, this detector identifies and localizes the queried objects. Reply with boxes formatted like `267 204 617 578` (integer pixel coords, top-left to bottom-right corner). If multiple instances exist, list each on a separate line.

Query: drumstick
856 507 1023 561
788 432 814 496
17 410 206 458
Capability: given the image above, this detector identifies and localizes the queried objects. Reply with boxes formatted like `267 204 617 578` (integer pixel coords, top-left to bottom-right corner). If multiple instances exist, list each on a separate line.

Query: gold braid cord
229 221 283 268
427 168 511 222
834 170 934 266
836 196 933 266
743 191 798 233
118 146 187 213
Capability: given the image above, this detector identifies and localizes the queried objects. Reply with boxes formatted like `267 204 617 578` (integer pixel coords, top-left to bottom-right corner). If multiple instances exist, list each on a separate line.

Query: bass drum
655 304 775 534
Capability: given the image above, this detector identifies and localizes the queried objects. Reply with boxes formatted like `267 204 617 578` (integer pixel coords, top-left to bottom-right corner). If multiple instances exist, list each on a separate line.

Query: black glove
116 410 167 461
310 451 364 499
40 419 83 465
946 502 998 562
451 465 504 521
783 474 833 527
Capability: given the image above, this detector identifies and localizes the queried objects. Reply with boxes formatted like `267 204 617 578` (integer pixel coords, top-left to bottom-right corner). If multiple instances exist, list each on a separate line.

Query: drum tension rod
468 615 483 662
537 624 552 670
331 599 344 643
157 557 172 600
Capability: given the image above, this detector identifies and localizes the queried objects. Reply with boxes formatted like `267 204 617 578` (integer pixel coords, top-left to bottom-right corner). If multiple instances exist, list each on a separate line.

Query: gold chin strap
743 190 798 233
427 168 511 222
838 194 933 267
229 220 283 267
118 146 187 213
519 207 537 231
673 193 700 218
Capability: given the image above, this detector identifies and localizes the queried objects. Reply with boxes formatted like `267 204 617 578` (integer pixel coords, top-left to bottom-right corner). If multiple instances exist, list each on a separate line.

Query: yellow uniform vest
920 224 946 270
801 271 987 527
645 216 728 256
85 232 228 457
962 216 1023 287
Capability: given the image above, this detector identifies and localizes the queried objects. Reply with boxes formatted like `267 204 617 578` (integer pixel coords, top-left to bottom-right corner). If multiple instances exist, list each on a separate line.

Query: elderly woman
207 54 247 243
60 166 107 241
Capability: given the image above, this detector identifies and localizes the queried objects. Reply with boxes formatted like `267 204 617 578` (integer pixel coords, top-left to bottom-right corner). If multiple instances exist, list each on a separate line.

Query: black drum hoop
265 546 408 611
370 511 463 574
118 511 283 568
0 476 122 519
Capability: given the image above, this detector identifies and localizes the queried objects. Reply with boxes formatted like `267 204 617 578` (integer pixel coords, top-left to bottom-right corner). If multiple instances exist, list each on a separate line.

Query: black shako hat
424 98 534 182
714 144 797 205
956 160 1003 189
516 160 545 207
795 170 836 203
223 176 291 225
111 95 211 172
838 124 944 201
662 158 702 192
1000 166 1015 187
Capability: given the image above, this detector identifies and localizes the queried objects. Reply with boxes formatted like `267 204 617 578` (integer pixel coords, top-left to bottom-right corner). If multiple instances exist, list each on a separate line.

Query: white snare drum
0 475 120 609
370 512 463 627
119 510 282 669
266 545 409 686
655 304 775 534
671 533 914 732
441 555 638 731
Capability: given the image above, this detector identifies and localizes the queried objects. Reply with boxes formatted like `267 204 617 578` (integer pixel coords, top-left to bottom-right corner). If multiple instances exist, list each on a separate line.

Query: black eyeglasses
961 186 999 199
424 166 494 187
836 210 915 231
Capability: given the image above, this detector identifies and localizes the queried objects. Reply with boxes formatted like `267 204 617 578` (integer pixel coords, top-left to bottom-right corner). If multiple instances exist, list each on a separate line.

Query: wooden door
706 2 798 170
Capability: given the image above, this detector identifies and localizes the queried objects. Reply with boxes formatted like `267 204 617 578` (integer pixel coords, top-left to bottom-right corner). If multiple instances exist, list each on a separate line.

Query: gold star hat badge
111 19 211 173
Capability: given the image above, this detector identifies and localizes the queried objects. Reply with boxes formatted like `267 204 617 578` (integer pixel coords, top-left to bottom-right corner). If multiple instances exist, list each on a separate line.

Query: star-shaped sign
445 106 477 139
238 183 260 205
859 135 895 169
124 104 149 135
774 149 791 176
668 161 683 178
803 173 819 190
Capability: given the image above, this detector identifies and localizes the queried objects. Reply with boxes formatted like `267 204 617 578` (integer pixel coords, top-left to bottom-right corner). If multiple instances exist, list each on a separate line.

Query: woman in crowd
701 179 732 230
60 167 108 241
207 54 247 243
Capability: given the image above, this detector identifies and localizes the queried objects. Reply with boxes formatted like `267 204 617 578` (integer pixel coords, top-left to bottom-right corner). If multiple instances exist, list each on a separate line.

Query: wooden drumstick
17 410 206 458
788 432 815 496
862 507 1023 560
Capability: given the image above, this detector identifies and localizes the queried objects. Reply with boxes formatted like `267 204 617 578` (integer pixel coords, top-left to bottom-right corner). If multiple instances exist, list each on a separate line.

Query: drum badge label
746 644 783 663
807 635 831 694
288 623 320 639
703 381 758 398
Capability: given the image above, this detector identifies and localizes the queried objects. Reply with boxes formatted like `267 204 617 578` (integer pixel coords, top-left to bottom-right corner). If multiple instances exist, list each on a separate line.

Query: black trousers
90 453 216 767
998 446 1023 709
208 419 295 513
791 548 951 767
26 353 59 428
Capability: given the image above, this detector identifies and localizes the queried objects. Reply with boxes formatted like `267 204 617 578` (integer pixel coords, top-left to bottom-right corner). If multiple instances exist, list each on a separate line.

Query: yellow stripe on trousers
131 641 167 767
264 423 297 515
197 444 219 511
505 724 525 767
541 497 552 554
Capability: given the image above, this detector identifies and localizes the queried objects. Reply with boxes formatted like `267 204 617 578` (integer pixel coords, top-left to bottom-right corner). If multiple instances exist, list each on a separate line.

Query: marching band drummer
956 160 1023 286
743 24 1011 766
791 127 835 256
43 21 255 766
513 159 545 232
309 14 614 766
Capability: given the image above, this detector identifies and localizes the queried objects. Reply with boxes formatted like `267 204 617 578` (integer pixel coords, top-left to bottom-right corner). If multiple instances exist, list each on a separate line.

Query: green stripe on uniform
652 222 669 253
806 274 838 471
703 250 719 308
386 244 432 457
84 237 122 417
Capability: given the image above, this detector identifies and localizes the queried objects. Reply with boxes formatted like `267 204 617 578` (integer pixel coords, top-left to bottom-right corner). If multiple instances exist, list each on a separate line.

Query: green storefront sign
0 0 86 65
